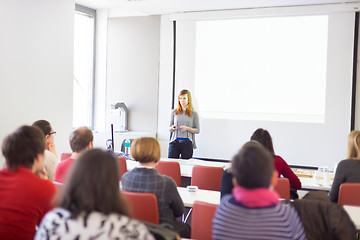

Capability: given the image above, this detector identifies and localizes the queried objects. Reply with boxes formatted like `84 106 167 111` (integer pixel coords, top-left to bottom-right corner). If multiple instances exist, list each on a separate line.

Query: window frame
74 4 96 129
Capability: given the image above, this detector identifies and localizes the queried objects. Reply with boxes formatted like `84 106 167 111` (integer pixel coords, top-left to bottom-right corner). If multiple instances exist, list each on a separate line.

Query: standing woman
168 89 200 159
329 130 360 202
32 120 58 181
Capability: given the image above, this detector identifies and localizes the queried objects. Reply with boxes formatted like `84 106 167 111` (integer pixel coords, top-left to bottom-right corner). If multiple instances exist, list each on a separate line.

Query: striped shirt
213 195 307 240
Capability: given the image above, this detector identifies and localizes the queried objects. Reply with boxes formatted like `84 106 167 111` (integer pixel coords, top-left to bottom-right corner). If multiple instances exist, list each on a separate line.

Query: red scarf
232 186 280 207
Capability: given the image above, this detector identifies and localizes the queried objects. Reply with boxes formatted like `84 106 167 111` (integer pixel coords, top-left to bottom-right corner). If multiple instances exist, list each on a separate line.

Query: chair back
155 161 181 187
274 177 290 200
191 201 218 240
338 183 360 206
60 152 72 161
191 165 224 191
52 181 64 206
117 157 127 179
121 191 159 224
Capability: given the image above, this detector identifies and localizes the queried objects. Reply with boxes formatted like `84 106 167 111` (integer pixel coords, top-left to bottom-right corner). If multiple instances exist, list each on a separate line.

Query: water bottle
125 139 131 155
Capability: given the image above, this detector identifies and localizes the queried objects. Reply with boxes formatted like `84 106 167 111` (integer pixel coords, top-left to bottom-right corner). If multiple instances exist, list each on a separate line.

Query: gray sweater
169 109 200 148
329 158 360 202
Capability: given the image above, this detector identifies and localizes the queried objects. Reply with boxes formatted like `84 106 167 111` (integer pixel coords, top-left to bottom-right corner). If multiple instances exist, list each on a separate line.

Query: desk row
176 186 360 231
125 158 332 191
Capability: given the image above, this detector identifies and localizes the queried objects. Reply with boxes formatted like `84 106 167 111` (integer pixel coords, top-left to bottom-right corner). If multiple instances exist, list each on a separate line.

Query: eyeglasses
48 131 56 136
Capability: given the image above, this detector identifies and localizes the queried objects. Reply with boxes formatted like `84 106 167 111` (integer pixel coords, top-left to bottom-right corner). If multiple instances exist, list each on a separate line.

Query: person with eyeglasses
32 120 58 181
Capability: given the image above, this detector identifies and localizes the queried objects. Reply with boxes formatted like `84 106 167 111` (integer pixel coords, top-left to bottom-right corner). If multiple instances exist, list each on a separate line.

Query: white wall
157 6 360 165
94 9 108 132
157 15 175 157
104 7 360 163
0 0 74 167
106 16 160 133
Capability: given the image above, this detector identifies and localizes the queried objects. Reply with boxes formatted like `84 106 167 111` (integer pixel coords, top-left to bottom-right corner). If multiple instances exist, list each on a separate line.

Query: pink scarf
232 186 280 207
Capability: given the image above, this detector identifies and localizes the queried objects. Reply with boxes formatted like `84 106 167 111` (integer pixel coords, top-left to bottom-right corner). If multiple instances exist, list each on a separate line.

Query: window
73 5 95 128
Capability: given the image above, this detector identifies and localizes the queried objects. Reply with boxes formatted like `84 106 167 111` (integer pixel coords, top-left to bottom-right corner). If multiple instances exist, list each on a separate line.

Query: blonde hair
175 89 193 117
131 137 161 163
347 130 360 159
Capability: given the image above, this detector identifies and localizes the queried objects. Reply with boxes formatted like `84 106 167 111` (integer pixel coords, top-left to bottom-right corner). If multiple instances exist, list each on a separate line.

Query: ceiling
75 0 360 17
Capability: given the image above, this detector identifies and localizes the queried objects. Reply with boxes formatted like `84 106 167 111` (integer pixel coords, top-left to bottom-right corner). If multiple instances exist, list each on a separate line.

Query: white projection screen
174 12 355 168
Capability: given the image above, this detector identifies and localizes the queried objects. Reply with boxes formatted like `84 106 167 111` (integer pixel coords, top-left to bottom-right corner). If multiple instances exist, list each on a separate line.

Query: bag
143 222 180 240
290 188 299 199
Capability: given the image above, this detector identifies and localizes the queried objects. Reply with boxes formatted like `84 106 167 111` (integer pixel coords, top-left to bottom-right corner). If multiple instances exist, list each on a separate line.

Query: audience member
213 141 306 240
32 120 58 181
121 137 190 238
251 128 301 189
220 128 301 199
54 126 93 183
35 149 154 239
0 125 56 239
291 191 356 240
329 130 360 202
220 168 233 198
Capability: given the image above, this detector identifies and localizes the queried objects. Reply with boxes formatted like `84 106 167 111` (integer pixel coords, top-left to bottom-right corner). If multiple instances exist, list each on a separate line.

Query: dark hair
69 127 93 153
57 149 129 217
232 141 274 189
32 120 52 136
250 128 275 156
2 125 46 170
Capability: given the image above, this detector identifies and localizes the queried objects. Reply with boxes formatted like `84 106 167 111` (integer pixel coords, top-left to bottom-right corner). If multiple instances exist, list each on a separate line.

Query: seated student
32 120 59 181
329 130 360 202
220 168 234 198
220 128 301 199
0 125 56 240
251 128 301 189
291 191 356 240
35 149 154 239
54 126 93 183
121 137 190 238
213 141 306 240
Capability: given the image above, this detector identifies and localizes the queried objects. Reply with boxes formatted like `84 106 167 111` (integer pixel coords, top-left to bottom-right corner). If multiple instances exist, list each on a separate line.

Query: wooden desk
177 187 220 207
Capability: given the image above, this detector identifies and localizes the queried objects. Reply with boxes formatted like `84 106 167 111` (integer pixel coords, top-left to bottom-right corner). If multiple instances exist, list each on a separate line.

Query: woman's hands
47 143 57 157
170 125 178 132
170 125 195 133
35 167 48 179
179 126 195 133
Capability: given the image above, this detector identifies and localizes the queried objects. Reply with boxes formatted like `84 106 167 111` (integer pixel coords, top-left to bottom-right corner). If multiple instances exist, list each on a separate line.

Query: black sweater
329 159 360 202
